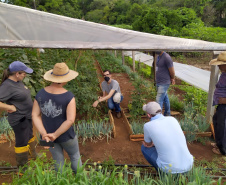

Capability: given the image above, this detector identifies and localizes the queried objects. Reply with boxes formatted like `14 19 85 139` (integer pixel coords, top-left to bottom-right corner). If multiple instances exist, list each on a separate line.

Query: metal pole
122 51 125 65
132 51 135 72
153 52 157 84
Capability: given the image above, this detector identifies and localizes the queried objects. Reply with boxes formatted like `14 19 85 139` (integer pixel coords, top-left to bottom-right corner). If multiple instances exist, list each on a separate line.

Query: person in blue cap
0 61 38 169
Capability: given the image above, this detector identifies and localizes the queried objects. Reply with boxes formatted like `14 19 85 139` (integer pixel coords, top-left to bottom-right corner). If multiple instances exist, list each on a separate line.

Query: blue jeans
49 136 82 173
156 84 170 116
141 145 159 171
108 95 123 113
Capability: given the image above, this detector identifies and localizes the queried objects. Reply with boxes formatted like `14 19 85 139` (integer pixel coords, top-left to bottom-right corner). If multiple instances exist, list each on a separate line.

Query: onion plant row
130 119 145 135
74 120 113 144
0 116 15 143
10 155 220 185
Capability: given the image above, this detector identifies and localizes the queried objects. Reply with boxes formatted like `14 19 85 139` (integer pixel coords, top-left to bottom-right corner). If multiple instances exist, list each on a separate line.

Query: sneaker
210 142 217 148
116 112 122 119
212 148 221 155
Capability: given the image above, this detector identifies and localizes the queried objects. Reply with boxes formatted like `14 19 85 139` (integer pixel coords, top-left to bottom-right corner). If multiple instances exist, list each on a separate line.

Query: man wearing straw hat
141 101 193 173
32 63 82 173
209 51 226 155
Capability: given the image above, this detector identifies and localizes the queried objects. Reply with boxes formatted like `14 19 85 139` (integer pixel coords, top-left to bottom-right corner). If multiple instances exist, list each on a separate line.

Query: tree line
2 0 226 43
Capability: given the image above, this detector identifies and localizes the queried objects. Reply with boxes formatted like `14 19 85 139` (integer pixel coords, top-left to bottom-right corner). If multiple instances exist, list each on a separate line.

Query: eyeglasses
103 74 110 77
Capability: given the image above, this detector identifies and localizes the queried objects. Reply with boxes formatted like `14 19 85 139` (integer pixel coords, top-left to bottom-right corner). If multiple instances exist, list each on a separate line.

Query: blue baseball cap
9 61 33 73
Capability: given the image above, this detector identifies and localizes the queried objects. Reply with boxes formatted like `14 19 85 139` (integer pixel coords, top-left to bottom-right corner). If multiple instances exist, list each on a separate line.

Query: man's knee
108 104 115 110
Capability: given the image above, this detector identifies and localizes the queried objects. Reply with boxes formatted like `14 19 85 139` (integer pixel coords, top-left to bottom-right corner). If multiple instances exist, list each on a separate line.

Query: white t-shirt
144 114 193 173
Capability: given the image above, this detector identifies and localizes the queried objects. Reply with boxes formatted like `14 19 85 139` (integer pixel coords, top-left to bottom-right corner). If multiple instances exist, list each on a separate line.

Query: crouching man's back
141 102 193 174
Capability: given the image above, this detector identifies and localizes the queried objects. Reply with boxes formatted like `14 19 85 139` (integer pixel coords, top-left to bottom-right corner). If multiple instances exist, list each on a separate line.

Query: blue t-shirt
156 52 174 85
144 114 193 173
35 89 75 143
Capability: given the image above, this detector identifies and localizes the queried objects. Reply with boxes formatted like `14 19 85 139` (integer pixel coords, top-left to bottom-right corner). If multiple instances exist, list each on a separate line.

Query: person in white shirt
141 101 193 174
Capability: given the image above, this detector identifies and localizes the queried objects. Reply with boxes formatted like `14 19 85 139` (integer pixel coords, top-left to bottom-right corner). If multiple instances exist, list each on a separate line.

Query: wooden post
122 51 125 65
206 51 220 124
153 52 157 83
132 51 135 72
115 50 117 57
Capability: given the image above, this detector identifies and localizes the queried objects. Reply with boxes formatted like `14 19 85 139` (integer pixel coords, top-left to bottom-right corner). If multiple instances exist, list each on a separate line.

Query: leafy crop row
10 155 219 185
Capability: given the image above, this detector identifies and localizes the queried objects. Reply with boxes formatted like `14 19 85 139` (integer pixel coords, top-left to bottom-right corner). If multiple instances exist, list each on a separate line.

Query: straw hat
209 51 226 65
44 63 78 83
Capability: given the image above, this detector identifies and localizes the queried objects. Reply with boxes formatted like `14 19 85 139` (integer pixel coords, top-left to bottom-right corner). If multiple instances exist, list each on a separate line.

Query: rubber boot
28 136 38 160
15 146 29 169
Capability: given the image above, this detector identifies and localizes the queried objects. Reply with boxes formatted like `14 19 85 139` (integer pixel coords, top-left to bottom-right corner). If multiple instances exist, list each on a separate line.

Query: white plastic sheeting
124 51 214 92
124 51 154 66
1 2 226 51
173 62 211 92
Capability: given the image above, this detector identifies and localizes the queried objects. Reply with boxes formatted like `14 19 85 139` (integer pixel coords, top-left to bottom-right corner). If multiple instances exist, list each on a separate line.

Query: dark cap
9 61 33 73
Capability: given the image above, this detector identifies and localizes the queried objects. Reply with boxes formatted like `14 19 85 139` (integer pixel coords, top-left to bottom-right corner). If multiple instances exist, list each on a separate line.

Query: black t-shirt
0 79 33 126
35 88 75 143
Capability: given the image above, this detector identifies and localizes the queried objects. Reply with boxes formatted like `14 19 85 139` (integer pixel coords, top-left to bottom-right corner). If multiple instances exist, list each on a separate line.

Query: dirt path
79 59 147 164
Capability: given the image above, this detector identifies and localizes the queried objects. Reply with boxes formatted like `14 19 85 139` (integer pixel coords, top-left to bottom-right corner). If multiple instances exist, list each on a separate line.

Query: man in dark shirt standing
155 51 175 116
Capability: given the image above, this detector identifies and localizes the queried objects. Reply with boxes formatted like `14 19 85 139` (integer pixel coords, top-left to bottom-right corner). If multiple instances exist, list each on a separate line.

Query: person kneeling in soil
32 63 82 173
141 101 193 174
209 51 226 155
92 70 123 118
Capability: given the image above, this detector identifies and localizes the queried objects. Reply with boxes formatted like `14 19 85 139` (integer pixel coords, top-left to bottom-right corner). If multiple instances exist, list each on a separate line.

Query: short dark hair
150 109 162 117
103 70 111 74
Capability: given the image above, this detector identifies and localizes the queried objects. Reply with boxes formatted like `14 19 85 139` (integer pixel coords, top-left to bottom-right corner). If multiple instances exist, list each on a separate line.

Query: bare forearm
168 67 175 79
32 115 47 136
99 90 115 102
169 71 175 79
0 102 13 111
219 97 226 104
99 94 111 102
143 141 154 147
54 120 74 138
